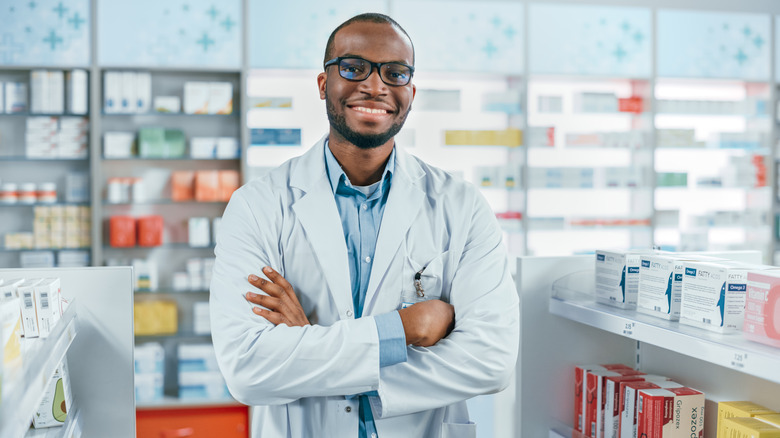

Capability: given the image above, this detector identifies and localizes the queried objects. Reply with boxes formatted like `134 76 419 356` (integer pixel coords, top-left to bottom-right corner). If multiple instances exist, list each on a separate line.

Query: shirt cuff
375 311 407 367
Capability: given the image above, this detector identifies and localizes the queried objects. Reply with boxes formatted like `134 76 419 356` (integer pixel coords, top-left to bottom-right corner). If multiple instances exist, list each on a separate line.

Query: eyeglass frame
323 56 415 86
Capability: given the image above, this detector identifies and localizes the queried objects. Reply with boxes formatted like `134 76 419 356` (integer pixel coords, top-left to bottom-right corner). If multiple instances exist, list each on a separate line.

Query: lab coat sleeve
372 190 520 418
210 185 381 406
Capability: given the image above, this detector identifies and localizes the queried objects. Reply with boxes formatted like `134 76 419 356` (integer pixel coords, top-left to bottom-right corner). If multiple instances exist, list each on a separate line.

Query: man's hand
397 300 455 347
245 266 310 327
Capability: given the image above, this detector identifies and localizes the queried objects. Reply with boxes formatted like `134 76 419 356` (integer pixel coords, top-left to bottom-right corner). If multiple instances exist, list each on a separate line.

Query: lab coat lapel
364 146 425 315
291 137 353 319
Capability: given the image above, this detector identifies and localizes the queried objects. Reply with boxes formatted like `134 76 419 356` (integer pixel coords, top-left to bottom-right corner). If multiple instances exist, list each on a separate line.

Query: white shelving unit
0 267 135 438
511 254 780 438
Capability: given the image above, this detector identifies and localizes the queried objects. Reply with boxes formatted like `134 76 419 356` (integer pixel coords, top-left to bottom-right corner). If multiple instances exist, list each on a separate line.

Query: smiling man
210 13 519 438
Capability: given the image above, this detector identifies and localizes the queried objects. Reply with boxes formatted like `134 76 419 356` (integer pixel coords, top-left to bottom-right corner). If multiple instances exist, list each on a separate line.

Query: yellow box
722 417 780 438
758 415 780 429
444 128 522 147
719 401 777 437
134 300 178 336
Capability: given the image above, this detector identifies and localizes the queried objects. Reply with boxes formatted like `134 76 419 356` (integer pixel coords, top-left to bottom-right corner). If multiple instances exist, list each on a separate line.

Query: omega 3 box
637 387 705 438
596 250 650 309
638 255 703 321
574 364 634 432
744 270 780 348
680 262 778 333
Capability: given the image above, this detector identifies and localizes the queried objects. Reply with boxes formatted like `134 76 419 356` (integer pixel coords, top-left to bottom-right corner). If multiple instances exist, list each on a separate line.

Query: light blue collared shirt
324 141 407 438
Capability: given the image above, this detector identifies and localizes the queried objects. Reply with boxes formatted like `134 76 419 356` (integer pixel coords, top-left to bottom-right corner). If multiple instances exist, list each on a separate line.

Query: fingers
261 267 301 305
251 306 286 326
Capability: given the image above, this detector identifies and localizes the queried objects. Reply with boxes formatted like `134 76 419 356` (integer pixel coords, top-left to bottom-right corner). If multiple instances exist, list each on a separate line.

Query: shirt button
362 204 368 210
345 406 352 413
346 310 353 317
364 256 371 263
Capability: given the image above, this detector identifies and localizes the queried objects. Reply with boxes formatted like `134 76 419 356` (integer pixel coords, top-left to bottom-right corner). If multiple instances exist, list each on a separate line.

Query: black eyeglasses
324 56 414 86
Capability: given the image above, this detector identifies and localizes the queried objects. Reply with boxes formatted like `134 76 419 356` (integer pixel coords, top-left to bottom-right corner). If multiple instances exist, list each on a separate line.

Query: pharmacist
210 13 519 438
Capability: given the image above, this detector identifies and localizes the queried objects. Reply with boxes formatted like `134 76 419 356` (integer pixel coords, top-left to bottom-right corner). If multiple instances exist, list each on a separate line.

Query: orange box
109 216 136 247
137 216 164 247
171 171 195 202
218 170 240 202
195 170 219 202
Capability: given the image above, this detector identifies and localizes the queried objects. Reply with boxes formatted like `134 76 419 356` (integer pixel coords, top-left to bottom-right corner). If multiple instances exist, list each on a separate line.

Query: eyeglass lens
338 58 411 86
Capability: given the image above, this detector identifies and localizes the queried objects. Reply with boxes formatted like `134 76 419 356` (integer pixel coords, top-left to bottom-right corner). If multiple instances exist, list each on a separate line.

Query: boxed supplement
178 371 230 400
604 375 670 438
680 262 778 332
188 217 210 248
135 372 164 402
596 250 652 309
757 414 780 428
184 82 209 114
718 401 776 437
620 380 683 438
637 387 705 438
135 342 164 374
638 254 712 320
208 82 233 114
33 278 61 338
178 343 219 372
0 279 24 392
574 364 633 432
744 270 780 348
17 279 43 337
32 361 72 428
586 369 646 437
721 417 780 437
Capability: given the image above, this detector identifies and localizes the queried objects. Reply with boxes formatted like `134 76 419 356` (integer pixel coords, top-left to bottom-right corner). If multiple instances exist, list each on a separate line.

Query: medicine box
33 278 61 338
184 82 210 114
17 279 43 337
757 414 780 428
596 250 649 309
193 302 210 335
718 401 776 437
178 371 230 400
195 170 219 202
637 255 716 320
603 374 669 438
721 417 780 437
135 342 164 374
0 279 24 379
574 364 633 432
586 368 645 438
5 82 27 113
637 387 705 438
154 96 181 113
188 217 211 248
178 343 219 372
135 372 164 403
32 361 72 428
744 270 780 348
208 82 233 114
620 380 682 438
680 262 778 332
104 132 135 158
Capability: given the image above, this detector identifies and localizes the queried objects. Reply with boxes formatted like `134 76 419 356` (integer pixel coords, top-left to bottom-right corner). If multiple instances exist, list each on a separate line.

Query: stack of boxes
26 116 88 159
177 344 230 400
134 342 164 403
718 401 779 437
171 170 239 203
2 82 27 113
103 71 152 114
34 205 91 250
172 257 215 292
183 81 233 115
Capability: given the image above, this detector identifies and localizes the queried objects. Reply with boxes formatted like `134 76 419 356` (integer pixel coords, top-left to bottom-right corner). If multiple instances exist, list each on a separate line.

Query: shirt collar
324 138 395 196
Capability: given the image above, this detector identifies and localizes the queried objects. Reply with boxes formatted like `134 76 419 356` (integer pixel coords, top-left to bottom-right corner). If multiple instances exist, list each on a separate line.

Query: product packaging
190 137 216 159
721 417 780 437
596 250 653 309
188 217 211 248
178 343 219 372
216 137 240 159
178 371 230 400
194 170 219 202
171 171 195 201
184 82 209 114
110 215 137 247
154 96 181 113
604 374 670 438
757 414 780 428
208 82 233 114
17 278 43 337
637 387 705 438
574 364 633 432
717 401 776 437
193 302 210 335
0 278 24 393
133 300 177 335
4 82 27 113
66 69 88 115
620 380 683 438
32 360 72 428
120 71 136 113
103 132 135 158
586 368 645 437
33 278 61 338
680 262 779 332
218 170 239 202
137 216 164 247
744 270 780 348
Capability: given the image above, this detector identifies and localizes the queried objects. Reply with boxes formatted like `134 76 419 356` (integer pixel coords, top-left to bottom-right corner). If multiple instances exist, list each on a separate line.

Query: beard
325 93 410 150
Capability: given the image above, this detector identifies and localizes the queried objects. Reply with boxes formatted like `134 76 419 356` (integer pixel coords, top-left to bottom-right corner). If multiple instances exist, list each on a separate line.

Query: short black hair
323 13 415 67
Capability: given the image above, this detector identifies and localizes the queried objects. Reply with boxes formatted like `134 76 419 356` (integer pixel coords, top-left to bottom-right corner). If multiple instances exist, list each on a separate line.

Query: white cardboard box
637 387 705 438
596 250 652 309
208 82 233 114
184 82 209 114
67 69 88 115
17 279 43 337
33 278 61 338
32 361 72 428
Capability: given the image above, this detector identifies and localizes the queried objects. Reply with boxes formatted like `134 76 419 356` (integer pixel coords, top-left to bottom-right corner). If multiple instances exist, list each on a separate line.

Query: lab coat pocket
441 421 477 438
400 251 449 307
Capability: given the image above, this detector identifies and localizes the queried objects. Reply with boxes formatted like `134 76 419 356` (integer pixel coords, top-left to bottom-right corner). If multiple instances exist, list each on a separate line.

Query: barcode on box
41 292 49 309
24 292 33 308
654 306 661 311
703 318 711 324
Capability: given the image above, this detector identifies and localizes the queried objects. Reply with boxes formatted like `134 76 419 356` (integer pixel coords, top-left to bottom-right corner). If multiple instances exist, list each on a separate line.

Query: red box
586 369 645 437
195 170 219 202
137 216 164 247
574 364 634 433
171 171 195 202
110 216 136 247
637 387 704 438
218 170 240 202
603 375 650 438
618 96 644 114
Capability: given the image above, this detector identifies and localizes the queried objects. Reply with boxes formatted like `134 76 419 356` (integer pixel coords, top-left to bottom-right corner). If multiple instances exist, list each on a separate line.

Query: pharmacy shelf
102 157 239 162
549 270 780 385
0 203 90 208
136 396 241 410
103 244 215 250
101 113 236 117
0 157 89 162
0 247 90 253
102 200 227 206
25 407 81 438
0 304 79 438
0 113 89 117
134 289 210 295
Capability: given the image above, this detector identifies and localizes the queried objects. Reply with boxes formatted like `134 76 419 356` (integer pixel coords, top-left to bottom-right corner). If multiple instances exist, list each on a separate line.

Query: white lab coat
210 136 520 438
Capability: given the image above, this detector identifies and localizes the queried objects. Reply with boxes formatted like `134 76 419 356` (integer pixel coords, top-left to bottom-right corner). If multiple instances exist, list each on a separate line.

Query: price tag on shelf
622 321 635 337
729 351 749 370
